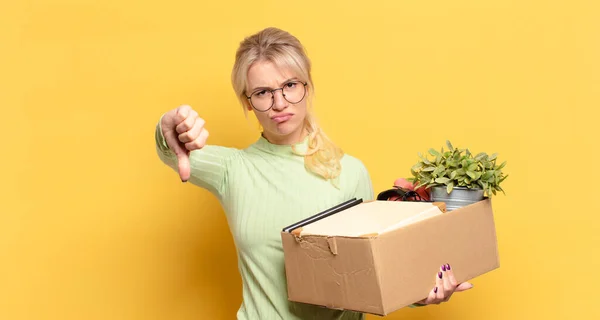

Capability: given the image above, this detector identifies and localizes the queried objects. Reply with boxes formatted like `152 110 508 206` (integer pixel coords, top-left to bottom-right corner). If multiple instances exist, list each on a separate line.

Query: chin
269 121 303 139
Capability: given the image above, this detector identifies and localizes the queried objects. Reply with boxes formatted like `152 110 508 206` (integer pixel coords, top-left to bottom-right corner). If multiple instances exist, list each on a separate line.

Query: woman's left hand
414 263 474 306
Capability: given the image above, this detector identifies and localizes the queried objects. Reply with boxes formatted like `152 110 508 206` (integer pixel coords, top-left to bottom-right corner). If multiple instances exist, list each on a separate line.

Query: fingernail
434 287 438 293
438 272 442 279
446 263 451 270
442 264 447 271
182 179 187 183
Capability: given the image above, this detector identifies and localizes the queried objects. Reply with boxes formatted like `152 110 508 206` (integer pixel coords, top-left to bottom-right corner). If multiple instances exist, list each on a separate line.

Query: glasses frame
245 81 308 112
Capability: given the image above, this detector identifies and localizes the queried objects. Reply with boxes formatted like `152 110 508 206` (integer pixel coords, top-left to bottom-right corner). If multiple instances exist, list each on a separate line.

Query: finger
441 264 453 301
178 117 205 143
435 270 444 302
185 127 209 151
455 282 474 292
176 109 198 134
163 129 191 182
173 105 192 125
423 286 438 305
177 151 191 182
444 263 458 287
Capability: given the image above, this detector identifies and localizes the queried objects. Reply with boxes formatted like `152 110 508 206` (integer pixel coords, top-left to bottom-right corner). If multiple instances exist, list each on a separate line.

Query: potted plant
407 140 508 211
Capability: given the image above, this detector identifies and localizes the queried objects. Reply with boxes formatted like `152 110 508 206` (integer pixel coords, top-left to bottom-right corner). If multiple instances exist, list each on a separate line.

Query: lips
271 113 293 123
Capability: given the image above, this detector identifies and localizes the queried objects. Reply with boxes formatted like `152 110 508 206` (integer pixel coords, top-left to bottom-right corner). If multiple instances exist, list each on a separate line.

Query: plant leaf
435 177 451 184
475 152 487 161
482 171 494 181
447 181 454 194
468 163 478 171
415 181 427 190
411 162 423 171
467 171 477 179
496 161 507 170
446 140 454 151
461 159 468 168
429 148 441 157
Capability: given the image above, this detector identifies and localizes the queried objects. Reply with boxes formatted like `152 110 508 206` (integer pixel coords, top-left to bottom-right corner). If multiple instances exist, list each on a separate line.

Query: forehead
246 60 297 88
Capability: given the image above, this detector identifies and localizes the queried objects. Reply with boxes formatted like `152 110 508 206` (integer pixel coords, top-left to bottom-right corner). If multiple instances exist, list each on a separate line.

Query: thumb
455 282 474 292
164 130 191 182
176 150 191 182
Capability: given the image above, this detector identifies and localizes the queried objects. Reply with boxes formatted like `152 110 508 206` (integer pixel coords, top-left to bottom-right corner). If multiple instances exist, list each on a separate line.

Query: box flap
297 201 445 238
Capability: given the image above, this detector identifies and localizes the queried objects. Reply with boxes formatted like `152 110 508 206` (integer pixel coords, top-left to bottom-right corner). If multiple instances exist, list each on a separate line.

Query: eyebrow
249 78 300 93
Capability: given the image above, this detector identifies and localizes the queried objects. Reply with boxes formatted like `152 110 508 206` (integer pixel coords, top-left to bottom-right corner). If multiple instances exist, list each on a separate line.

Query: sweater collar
252 133 310 156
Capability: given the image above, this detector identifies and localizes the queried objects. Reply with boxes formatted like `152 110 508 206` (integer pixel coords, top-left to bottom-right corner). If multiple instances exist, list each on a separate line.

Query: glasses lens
250 90 273 111
282 81 306 104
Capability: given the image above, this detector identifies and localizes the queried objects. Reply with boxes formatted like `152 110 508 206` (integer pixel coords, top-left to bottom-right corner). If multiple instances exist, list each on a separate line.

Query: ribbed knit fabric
155 119 374 320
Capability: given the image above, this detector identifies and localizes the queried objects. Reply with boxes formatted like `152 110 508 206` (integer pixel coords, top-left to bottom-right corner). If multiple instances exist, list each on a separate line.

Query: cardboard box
280 199 500 316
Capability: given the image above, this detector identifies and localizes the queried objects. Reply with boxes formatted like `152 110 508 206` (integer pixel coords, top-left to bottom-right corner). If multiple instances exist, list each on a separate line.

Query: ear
243 99 253 111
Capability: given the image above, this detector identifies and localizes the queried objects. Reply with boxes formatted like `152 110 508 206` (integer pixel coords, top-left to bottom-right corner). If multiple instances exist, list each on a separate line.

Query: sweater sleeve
154 115 239 199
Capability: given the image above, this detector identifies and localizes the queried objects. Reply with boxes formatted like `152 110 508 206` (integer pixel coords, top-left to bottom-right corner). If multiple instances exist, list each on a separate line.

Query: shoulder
341 153 374 200
340 152 372 183
341 153 369 174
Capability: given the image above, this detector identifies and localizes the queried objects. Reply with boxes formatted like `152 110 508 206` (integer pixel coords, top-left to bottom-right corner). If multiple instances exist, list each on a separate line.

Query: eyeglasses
245 81 308 112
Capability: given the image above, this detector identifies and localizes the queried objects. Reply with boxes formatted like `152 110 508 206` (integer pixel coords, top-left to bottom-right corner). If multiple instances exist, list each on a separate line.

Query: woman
155 27 472 319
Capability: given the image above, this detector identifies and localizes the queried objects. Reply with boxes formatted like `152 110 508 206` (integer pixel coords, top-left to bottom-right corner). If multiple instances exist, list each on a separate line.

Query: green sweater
155 120 374 320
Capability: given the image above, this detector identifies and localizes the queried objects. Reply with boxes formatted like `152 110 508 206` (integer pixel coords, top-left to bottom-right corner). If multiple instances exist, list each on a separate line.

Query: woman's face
245 60 308 145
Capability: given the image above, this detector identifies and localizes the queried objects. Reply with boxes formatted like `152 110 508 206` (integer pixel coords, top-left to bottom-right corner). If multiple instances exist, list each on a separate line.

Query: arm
353 160 375 201
155 105 239 199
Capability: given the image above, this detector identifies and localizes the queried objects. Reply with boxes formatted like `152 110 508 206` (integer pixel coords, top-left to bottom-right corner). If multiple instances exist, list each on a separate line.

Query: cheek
253 112 271 127
294 101 308 117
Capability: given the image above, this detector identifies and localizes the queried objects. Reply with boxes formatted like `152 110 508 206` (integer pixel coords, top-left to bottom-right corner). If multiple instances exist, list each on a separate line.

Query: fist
161 105 209 182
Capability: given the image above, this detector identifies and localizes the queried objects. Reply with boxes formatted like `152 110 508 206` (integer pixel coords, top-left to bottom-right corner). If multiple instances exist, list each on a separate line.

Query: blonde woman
155 27 472 319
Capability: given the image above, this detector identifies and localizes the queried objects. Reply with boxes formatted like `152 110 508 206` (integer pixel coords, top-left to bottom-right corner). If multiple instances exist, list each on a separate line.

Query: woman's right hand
161 105 209 182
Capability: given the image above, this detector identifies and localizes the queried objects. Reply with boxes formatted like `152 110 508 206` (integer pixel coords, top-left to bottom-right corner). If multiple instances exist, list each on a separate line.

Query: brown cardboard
280 198 499 316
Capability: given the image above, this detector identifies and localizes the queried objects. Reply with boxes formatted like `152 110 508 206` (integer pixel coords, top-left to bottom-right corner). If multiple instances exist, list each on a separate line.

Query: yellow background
2 0 598 319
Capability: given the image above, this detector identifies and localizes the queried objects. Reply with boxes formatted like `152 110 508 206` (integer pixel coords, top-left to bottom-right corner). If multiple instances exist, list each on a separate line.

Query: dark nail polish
434 287 438 293
182 179 187 183
438 272 442 279
442 264 447 271
447 264 451 270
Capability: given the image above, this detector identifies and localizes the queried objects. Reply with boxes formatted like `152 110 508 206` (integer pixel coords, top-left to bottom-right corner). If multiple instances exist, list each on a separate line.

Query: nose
272 88 288 111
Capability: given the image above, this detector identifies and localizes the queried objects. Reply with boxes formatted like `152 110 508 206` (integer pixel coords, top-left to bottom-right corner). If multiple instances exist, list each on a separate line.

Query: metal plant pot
430 186 485 211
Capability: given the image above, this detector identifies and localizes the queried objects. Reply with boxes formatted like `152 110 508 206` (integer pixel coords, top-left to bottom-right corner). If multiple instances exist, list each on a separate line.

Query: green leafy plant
407 140 508 197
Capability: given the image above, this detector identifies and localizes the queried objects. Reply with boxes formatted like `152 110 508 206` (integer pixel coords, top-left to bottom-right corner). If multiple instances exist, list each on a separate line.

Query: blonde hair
231 27 343 184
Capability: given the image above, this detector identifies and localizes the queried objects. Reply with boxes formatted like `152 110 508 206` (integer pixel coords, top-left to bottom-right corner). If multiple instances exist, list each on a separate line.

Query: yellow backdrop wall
2 0 598 319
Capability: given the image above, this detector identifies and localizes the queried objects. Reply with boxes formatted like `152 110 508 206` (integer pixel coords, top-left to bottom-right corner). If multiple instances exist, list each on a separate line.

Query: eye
285 82 297 88
254 90 267 97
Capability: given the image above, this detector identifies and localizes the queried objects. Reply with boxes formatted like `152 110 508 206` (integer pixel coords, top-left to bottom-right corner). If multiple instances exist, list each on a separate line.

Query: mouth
271 113 294 123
